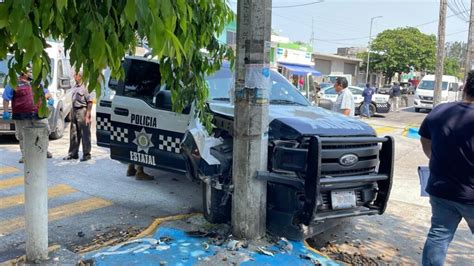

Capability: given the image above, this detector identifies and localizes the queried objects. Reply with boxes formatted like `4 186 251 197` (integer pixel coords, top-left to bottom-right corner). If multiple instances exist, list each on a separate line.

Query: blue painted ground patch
85 227 339 265
404 127 421 140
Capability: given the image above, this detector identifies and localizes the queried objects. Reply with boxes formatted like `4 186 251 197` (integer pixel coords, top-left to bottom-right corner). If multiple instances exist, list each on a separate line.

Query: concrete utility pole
24 126 49 261
366 16 382 84
434 0 447 107
465 0 474 80
232 0 272 239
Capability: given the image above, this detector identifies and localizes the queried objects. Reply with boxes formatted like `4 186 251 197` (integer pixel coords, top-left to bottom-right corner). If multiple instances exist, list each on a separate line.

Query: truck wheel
358 104 376 117
415 108 420 113
49 111 65 140
202 181 231 224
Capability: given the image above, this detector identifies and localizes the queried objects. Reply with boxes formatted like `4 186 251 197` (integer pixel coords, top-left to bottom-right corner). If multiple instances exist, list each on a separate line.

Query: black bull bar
257 136 394 225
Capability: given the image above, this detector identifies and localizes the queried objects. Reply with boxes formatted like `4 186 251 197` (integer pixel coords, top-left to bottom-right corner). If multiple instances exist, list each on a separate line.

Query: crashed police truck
97 56 394 240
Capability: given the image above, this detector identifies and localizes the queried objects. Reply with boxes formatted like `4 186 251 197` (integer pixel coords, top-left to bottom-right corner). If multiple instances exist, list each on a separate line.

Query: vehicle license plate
331 190 357 210
0 123 10 130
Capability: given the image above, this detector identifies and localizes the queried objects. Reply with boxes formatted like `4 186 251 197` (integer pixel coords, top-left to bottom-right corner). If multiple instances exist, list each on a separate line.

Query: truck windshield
418 80 448 90
207 66 309 106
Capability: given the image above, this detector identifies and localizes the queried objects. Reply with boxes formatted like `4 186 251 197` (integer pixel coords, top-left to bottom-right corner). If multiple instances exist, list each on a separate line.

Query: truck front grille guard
299 136 394 225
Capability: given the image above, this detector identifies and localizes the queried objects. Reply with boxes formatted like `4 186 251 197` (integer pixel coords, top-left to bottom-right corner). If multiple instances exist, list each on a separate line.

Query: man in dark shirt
419 70 474 266
390 81 401 112
362 83 375 118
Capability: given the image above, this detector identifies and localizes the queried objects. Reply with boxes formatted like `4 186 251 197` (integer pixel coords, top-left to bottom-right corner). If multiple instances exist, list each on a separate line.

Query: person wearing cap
332 76 354 117
63 71 93 161
2 70 54 163
390 81 402 112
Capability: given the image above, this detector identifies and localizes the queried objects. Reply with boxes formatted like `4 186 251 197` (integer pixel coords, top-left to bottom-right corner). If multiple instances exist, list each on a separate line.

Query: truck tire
415 108 420 113
49 110 65 140
202 181 231 224
358 103 376 117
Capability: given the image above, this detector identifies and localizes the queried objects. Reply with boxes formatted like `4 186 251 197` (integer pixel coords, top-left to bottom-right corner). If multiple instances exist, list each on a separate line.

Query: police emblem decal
133 128 154 153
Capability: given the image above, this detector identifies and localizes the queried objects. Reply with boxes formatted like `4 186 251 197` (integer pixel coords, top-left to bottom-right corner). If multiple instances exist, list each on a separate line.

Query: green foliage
0 0 234 130
362 27 436 81
443 57 462 78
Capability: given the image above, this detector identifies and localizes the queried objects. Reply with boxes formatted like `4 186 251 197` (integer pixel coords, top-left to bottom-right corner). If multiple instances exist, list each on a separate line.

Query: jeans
422 196 474 266
363 102 371 117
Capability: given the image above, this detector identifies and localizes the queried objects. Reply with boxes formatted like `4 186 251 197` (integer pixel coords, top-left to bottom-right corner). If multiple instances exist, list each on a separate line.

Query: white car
320 86 391 116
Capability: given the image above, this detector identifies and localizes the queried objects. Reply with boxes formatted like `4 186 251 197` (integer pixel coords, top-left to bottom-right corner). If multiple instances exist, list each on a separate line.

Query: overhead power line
272 0 324 8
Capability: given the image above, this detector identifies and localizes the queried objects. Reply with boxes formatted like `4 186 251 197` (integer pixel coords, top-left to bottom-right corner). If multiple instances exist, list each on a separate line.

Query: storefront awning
278 63 322 76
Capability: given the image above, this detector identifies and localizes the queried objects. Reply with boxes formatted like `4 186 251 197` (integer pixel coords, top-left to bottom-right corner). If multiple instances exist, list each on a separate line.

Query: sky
228 0 470 54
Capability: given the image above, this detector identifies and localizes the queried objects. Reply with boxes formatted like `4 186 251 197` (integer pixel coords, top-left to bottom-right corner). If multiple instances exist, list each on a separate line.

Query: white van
0 41 74 139
414 75 461 112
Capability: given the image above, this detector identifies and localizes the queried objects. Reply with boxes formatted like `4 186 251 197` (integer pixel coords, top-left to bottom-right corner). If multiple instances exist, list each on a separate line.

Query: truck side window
115 59 162 107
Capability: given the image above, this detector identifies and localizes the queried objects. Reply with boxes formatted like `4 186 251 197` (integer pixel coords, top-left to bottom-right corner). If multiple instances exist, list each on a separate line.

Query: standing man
64 71 93 161
390 81 401 112
362 83 375 118
419 70 474 266
2 70 53 163
332 76 354 117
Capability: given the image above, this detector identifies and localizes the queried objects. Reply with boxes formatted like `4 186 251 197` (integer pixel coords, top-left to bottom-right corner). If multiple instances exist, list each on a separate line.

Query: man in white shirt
333 77 354 117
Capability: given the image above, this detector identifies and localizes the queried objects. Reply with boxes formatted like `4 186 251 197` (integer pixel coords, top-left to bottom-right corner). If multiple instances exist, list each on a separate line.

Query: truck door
109 58 191 173
96 68 114 148
447 82 459 102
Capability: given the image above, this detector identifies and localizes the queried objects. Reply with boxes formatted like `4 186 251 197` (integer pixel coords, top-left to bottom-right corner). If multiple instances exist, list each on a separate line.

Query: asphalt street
0 107 202 262
0 100 473 264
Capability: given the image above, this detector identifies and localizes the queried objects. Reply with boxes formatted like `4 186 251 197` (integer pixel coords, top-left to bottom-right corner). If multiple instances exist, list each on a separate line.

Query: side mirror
59 77 71 89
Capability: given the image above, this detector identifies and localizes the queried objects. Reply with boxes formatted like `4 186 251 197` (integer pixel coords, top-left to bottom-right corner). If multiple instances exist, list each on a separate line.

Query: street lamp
366 16 383 84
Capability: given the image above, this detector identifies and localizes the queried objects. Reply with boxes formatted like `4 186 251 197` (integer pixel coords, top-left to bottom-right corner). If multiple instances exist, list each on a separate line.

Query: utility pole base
24 126 49 262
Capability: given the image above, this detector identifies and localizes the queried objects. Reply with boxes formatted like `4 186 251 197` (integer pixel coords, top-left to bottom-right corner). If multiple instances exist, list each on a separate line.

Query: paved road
0 109 201 262
310 104 474 265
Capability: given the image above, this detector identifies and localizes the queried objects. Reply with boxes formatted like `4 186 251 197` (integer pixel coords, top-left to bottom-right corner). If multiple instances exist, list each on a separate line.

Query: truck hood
209 102 376 139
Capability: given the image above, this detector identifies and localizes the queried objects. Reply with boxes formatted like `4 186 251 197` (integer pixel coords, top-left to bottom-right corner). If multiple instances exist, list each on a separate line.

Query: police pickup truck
97 56 394 240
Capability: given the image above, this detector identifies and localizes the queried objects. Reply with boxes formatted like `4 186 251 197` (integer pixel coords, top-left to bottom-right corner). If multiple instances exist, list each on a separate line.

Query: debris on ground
256 247 274 257
72 227 143 253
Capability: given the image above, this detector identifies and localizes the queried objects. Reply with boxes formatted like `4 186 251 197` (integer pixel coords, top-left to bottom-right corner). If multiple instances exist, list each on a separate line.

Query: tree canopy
0 0 233 130
359 27 436 82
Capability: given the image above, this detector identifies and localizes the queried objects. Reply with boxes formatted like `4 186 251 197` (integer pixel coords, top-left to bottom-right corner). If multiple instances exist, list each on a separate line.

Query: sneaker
80 155 92 162
135 171 154 181
19 157 24 164
47 151 53 159
63 155 79 160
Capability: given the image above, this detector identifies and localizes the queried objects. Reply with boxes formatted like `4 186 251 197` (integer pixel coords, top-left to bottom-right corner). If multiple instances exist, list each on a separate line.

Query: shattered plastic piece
156 245 171 251
227 240 242 251
256 247 274 257
202 242 210 250
277 237 293 252
299 254 322 265
77 231 85 237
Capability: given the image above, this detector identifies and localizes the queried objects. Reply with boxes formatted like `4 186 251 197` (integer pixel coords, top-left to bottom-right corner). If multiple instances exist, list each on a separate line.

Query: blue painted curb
404 127 421 140
85 227 340 265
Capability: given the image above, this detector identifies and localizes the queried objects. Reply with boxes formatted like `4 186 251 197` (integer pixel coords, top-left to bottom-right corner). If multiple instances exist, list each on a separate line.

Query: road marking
374 126 397 134
0 197 113 235
0 166 19 175
0 176 23 189
0 184 77 210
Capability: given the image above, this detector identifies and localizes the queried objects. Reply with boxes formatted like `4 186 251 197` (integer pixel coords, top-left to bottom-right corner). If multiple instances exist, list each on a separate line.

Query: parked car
97 57 394 240
320 86 391 116
0 41 74 139
377 84 392 94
